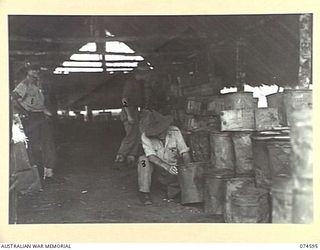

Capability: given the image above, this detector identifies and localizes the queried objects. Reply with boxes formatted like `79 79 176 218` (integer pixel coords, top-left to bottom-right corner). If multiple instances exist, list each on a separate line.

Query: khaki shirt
141 126 189 166
13 78 46 112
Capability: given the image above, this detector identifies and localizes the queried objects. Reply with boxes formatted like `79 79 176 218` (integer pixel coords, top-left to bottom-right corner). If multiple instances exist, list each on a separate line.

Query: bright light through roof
55 67 103 73
106 62 138 67
70 54 102 61
106 68 134 72
63 61 102 67
105 54 144 61
53 71 70 75
79 42 97 52
105 41 135 53
54 40 145 74
220 87 237 94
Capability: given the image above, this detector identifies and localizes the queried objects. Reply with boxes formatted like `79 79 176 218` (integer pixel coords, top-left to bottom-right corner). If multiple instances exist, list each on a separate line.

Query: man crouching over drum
137 111 191 205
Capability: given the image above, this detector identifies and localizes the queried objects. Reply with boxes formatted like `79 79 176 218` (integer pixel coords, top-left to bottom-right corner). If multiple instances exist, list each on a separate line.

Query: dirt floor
16 120 224 224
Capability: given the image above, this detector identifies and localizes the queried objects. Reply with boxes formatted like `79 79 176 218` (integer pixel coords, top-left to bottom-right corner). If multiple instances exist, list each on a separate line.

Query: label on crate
220 109 255 131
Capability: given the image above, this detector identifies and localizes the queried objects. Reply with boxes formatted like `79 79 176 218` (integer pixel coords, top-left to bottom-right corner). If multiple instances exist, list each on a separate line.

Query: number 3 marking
142 160 146 167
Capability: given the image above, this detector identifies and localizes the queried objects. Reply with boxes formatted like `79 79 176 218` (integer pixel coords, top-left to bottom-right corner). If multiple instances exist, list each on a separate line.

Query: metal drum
230 186 270 223
224 177 255 223
283 89 312 126
291 109 313 223
231 132 254 176
271 176 294 223
178 162 205 204
291 109 312 179
267 92 286 126
209 132 235 174
293 177 313 224
203 171 234 215
267 141 292 177
251 136 271 189
189 131 210 162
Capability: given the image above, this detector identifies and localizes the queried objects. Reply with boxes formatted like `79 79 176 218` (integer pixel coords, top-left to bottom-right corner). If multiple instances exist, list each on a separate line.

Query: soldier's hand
168 165 178 175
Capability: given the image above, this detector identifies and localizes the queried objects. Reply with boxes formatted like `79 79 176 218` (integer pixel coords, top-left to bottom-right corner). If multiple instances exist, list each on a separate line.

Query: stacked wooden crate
168 76 313 223
169 78 222 205
203 92 271 222
267 89 312 127
176 90 273 221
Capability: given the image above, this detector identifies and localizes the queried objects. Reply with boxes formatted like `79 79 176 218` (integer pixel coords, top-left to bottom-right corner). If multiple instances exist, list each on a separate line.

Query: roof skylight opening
70 54 102 61
63 61 103 67
54 40 145 74
106 62 138 67
53 70 70 75
79 42 97 52
150 66 154 70
105 54 144 61
106 68 134 72
54 67 103 73
105 41 135 53
220 87 237 94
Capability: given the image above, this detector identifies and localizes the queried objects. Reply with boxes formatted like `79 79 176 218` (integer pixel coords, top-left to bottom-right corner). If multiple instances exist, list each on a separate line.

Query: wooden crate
185 97 202 115
223 92 255 110
206 96 225 115
183 115 200 131
220 109 255 131
199 115 221 131
255 108 280 131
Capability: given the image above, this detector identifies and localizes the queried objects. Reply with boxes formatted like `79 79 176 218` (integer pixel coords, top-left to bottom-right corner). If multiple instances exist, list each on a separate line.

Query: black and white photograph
7 13 313 226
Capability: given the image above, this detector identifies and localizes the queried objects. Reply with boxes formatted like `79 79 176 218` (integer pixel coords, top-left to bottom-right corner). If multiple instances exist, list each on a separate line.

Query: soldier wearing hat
11 63 57 184
137 111 191 205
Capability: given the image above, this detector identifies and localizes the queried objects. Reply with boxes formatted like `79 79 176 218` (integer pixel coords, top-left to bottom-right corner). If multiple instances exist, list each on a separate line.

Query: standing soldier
11 63 57 184
114 70 147 169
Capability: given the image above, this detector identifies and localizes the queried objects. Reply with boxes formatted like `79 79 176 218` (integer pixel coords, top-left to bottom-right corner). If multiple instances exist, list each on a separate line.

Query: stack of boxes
205 92 271 223
179 91 284 223
267 89 313 223
167 77 312 223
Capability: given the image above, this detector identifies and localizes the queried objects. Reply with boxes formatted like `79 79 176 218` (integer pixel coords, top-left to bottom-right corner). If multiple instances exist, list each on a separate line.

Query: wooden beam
235 37 246 90
9 50 197 57
9 34 208 44
9 50 73 56
298 14 312 87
